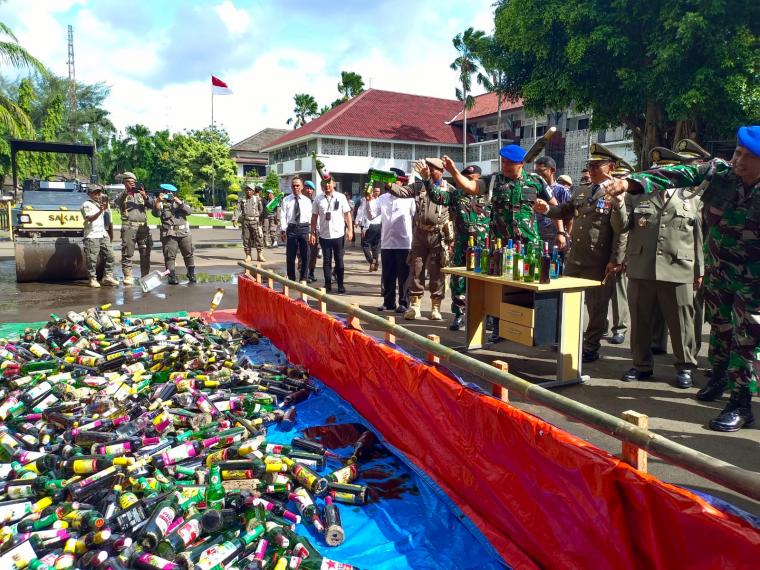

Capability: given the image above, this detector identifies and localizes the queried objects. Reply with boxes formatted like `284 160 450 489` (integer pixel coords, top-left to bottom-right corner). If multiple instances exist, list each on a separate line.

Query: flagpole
211 82 216 207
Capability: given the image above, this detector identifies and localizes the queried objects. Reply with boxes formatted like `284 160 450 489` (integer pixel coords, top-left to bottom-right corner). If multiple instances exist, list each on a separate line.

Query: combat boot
429 298 443 321
256 249 266 262
102 274 119 287
709 386 754 432
404 296 421 320
89 278 101 288
449 313 465 331
168 271 179 285
696 363 728 401
187 267 197 284
122 269 133 287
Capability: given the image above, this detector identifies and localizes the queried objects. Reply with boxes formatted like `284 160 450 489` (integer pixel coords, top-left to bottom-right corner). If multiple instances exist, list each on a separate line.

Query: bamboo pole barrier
238 262 760 503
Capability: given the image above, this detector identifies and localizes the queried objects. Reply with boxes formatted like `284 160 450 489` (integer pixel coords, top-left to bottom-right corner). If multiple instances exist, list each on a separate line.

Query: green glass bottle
205 464 225 510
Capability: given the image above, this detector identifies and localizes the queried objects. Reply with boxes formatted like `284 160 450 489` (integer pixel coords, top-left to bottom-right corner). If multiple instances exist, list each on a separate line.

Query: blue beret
303 180 316 190
737 126 760 158
499 144 527 162
159 183 177 192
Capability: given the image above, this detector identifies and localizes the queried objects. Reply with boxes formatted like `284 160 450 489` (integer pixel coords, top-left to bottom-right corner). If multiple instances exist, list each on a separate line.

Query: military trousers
162 234 195 272
603 273 629 337
121 223 152 277
703 267 760 392
242 220 264 255
450 237 468 316
566 266 614 352
83 237 114 280
628 278 697 372
262 217 278 246
651 286 704 353
407 227 446 300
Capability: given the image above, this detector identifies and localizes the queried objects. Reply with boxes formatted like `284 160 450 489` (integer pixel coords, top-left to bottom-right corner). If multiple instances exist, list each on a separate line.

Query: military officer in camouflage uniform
612 146 703 388
447 145 559 340
391 163 491 330
604 125 760 432
535 143 628 363
262 189 281 247
152 184 196 285
115 171 153 286
236 183 266 263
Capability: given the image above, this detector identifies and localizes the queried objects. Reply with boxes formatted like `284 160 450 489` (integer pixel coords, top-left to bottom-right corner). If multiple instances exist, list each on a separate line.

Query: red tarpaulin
235 276 760 569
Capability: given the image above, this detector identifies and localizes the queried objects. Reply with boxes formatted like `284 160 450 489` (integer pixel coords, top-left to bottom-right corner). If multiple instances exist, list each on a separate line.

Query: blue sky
3 0 495 143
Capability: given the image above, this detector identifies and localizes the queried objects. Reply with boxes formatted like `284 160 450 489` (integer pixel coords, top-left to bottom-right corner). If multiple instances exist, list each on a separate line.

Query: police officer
236 183 266 264
115 171 153 286
262 189 280 247
605 162 633 346
534 143 628 363
612 146 703 388
604 125 760 432
400 158 453 321
152 183 196 285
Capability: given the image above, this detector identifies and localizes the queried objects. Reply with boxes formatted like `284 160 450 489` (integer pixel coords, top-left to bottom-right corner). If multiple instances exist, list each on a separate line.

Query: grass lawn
111 211 232 226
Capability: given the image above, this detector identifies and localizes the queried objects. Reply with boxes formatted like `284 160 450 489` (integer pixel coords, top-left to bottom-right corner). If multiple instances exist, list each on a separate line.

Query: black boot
449 313 465 331
696 364 728 401
187 267 197 284
168 271 179 285
709 387 754 432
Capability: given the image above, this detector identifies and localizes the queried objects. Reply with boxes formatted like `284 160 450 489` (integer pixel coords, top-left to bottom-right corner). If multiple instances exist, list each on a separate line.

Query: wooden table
444 267 600 386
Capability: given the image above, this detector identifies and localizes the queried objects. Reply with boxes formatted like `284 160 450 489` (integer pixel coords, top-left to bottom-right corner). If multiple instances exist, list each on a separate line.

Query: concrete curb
114 225 238 230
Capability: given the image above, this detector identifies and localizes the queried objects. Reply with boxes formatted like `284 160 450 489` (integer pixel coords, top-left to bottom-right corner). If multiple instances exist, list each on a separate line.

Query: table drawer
499 320 533 347
499 302 535 328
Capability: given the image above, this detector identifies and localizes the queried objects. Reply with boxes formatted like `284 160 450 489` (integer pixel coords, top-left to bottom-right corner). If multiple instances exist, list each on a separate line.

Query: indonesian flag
212 75 232 95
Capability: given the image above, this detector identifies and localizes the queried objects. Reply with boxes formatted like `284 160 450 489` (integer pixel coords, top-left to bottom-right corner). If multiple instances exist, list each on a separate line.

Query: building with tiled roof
261 89 472 195
230 128 288 178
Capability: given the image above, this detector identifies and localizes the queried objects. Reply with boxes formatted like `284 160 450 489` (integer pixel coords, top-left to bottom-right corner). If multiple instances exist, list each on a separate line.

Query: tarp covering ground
235 275 760 569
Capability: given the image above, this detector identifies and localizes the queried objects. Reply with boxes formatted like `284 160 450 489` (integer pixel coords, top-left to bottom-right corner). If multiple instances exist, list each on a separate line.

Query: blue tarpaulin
242 337 509 570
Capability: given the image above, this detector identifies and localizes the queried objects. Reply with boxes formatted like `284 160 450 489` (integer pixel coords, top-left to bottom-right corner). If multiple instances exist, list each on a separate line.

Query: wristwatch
557 231 568 237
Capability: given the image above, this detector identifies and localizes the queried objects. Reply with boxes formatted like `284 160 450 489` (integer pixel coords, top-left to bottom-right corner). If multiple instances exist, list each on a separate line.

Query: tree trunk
496 92 502 150
462 82 468 165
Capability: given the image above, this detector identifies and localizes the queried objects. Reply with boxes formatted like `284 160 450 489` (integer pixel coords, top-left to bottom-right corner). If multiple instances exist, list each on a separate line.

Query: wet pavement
0 238 758 515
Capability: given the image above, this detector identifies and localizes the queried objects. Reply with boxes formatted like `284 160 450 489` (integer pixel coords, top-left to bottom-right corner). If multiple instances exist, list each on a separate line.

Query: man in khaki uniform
235 183 266 263
534 143 628 362
115 171 153 285
388 158 452 320
613 145 704 388
262 189 281 248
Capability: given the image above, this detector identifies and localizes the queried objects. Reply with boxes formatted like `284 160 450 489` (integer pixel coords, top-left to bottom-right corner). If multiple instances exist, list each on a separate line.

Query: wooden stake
385 316 396 344
267 277 274 289
282 284 289 298
254 266 262 284
299 282 308 302
426 334 440 364
347 304 363 331
491 360 510 402
621 410 648 472
319 288 327 313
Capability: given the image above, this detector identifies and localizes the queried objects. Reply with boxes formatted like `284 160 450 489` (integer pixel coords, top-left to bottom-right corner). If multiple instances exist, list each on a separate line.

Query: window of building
243 164 266 177
393 143 413 159
577 118 590 130
372 142 391 159
415 144 438 159
536 125 547 136
348 140 369 157
322 138 346 155
307 139 318 154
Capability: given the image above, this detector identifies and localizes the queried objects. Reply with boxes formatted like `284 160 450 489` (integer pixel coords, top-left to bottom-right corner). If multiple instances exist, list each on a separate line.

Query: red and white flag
211 75 232 95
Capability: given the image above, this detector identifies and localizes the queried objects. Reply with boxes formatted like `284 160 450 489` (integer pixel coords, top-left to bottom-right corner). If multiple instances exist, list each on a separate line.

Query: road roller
10 139 101 282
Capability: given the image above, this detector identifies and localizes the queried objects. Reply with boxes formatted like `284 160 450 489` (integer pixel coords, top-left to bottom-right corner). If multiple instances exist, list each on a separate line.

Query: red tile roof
449 92 524 123
262 89 472 150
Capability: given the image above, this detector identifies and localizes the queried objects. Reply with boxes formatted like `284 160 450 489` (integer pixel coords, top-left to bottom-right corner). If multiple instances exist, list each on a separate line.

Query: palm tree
451 27 485 163
286 93 319 129
0 21 46 136
337 71 365 100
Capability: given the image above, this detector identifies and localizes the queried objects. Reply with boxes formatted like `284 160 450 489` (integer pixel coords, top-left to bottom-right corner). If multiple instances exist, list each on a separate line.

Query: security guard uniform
262 190 281 247
152 184 195 285
613 145 703 388
545 144 628 361
115 172 153 284
236 186 266 262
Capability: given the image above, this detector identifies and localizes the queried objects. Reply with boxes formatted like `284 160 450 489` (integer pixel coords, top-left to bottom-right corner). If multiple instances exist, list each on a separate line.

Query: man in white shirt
356 186 382 271
80 186 119 288
310 177 353 293
365 182 416 312
280 177 313 281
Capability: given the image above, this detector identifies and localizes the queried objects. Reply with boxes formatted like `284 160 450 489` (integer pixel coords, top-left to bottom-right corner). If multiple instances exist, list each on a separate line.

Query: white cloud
213 0 251 36
3 0 496 146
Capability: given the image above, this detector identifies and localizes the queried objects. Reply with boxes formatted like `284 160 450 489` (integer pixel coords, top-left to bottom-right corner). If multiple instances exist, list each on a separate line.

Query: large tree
492 0 760 166
473 34 515 149
337 71 365 100
451 27 486 163
286 93 319 128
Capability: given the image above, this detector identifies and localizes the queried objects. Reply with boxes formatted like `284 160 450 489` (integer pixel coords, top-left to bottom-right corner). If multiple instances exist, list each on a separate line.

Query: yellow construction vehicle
10 139 101 282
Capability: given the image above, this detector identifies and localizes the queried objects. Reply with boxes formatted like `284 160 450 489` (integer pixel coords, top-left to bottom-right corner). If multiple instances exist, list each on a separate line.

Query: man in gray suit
612 145 704 388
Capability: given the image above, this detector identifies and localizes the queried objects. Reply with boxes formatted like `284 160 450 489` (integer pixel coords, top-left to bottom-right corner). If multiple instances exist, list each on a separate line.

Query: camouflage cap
587 143 623 163
675 139 711 160
120 171 137 181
